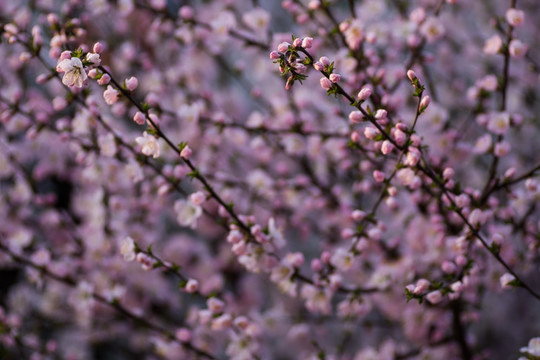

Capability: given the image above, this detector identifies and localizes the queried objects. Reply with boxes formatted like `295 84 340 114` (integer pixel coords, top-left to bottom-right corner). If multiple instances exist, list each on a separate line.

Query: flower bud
419 95 430 112
125 76 138 91
349 111 363 123
302 37 313 48
357 87 372 101
277 42 290 53
320 77 333 90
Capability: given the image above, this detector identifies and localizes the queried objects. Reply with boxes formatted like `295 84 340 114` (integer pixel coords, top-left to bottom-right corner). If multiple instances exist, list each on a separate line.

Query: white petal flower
135 131 160 158
120 236 136 262
331 248 355 272
58 57 87 88
174 199 202 227
521 337 540 356
268 217 286 248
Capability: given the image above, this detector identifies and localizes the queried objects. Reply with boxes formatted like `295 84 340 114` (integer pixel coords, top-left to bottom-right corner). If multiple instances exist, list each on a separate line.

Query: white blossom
135 131 160 158
174 199 202 227
57 57 87 88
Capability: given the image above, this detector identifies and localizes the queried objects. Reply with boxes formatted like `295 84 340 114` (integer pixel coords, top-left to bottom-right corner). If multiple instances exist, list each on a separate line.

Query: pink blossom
135 131 160 158
483 35 503 55
426 290 443 304
509 39 528 58
494 141 510 157
506 8 525 27
207 297 225 314
185 279 199 293
103 85 120 105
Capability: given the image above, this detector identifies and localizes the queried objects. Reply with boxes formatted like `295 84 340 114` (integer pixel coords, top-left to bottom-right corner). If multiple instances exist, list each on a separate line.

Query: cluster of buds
269 36 313 90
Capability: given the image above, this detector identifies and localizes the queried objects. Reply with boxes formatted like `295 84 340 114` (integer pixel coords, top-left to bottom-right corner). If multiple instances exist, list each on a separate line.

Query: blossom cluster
0 0 540 359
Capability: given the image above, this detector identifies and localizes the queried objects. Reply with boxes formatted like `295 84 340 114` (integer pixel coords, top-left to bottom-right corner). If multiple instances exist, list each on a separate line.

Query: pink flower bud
426 290 443 304
329 73 341 83
525 178 537 192
125 76 138 91
313 62 324 71
319 56 331 66
93 42 104 54
190 191 206 205
97 74 111 85
269 51 281 60
443 167 455 180
181 145 192 159
308 0 319 10
285 75 294 90
375 109 387 119
373 170 385 182
357 87 372 101
47 13 59 25
410 7 426 24
175 328 191 342
36 74 49 84
419 95 430 111
59 50 71 61
339 21 350 32
87 69 98 79
320 77 333 90
442 261 456 274
393 128 406 146
413 279 430 294
293 38 302 48
277 42 290 53
341 228 355 238
302 37 313 48
321 251 331 263
381 140 394 155
311 258 322 272
351 210 366 221
364 126 378 139
404 148 420 166
504 167 516 179
407 69 417 82
179 6 194 19
52 97 68 111
133 111 146 125
348 111 363 123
